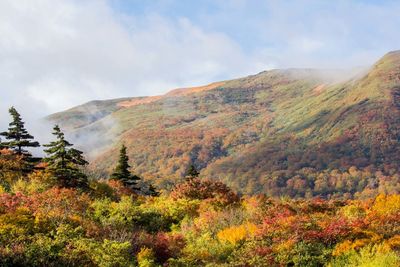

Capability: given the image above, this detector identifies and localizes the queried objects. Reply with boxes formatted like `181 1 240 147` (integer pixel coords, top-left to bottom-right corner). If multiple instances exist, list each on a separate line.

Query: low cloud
1 0 400 147
0 0 269 133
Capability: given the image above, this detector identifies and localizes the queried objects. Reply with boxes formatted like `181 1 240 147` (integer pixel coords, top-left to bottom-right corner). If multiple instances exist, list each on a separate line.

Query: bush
137 247 158 267
171 178 239 207
329 243 400 267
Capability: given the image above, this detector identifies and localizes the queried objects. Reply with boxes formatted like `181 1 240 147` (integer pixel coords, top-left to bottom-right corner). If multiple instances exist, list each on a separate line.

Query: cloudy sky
1 0 400 129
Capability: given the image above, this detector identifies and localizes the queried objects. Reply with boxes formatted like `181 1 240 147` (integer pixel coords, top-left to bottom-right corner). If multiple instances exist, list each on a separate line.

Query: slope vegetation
48 51 400 195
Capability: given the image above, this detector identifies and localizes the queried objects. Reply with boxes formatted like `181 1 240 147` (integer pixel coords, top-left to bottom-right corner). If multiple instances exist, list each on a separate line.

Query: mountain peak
373 49 400 68
384 49 400 57
365 50 400 85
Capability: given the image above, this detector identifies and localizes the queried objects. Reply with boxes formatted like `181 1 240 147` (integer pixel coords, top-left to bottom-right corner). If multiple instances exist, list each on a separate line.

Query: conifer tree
147 183 160 197
111 144 140 191
43 125 88 188
185 164 200 181
0 107 40 170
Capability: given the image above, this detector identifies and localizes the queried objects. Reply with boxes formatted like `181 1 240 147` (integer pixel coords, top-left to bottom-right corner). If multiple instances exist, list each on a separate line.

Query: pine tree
185 164 199 181
147 183 160 197
0 107 40 170
43 125 88 188
111 144 140 191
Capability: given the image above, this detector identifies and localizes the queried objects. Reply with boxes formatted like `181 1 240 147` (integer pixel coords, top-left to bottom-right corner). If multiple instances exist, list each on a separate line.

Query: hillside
48 51 400 196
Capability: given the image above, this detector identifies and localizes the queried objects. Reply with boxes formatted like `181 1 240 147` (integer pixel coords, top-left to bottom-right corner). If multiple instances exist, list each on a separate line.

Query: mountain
47 51 400 195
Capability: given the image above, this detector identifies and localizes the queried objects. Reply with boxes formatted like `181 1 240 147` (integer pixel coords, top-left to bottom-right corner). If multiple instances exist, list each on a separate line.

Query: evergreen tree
185 164 200 181
147 183 160 197
111 144 140 191
0 107 40 170
43 125 88 188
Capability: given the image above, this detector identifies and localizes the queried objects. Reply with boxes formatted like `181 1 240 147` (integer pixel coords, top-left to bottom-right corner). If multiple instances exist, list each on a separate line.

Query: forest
45 50 400 199
1 107 400 266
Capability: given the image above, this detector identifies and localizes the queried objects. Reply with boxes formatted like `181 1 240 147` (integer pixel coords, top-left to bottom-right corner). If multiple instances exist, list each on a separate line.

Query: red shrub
171 178 239 206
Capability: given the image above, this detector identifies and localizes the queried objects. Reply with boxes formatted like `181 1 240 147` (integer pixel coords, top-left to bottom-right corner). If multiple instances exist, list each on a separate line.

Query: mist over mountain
48 50 400 195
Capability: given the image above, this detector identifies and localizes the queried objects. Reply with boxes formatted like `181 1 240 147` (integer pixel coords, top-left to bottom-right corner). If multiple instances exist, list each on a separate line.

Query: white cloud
0 0 268 133
1 0 400 142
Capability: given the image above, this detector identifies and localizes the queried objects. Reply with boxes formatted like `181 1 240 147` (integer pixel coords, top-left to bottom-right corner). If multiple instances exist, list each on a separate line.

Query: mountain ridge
47 50 400 195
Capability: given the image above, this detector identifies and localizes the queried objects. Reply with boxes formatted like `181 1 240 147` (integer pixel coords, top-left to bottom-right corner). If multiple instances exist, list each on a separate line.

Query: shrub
137 247 158 267
171 178 239 207
217 222 257 245
329 243 400 267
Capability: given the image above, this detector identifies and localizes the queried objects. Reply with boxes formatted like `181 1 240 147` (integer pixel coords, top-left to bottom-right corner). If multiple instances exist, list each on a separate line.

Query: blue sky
110 0 400 67
0 0 400 130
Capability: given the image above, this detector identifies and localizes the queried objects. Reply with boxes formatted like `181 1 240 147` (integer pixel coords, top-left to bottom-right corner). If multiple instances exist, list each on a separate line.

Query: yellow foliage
137 247 157 267
241 196 260 213
0 207 34 242
386 235 400 249
333 240 353 256
371 194 400 216
11 171 54 194
276 239 296 252
217 222 257 245
333 231 383 256
340 204 365 220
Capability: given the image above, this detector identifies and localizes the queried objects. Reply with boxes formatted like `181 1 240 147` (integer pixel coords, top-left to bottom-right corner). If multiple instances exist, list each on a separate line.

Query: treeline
0 107 156 195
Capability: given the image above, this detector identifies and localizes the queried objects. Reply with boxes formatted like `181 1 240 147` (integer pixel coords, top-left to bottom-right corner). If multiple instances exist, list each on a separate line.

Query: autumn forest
1 78 400 267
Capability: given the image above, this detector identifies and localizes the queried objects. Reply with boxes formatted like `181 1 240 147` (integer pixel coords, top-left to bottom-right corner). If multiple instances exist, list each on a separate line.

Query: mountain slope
47 51 400 195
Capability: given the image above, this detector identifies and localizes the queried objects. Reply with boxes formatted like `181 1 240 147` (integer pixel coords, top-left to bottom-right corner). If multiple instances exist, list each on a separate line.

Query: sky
1 0 400 131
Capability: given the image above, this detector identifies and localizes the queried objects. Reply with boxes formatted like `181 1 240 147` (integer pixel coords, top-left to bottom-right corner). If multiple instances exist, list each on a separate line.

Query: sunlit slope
47 97 133 130
48 51 400 193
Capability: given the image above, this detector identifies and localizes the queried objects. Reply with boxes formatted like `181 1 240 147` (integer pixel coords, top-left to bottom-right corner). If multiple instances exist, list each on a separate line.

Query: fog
1 0 400 156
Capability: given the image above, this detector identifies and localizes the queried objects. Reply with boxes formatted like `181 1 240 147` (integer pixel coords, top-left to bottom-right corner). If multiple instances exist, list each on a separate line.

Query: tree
111 144 140 191
0 107 40 170
147 183 160 197
185 164 199 181
43 125 88 188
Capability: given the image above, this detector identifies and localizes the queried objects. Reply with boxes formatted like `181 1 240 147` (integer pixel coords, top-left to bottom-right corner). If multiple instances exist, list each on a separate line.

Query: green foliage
137 247 159 267
147 183 160 197
44 125 88 188
277 241 331 266
90 196 137 229
1 171 400 266
0 107 40 171
181 232 233 264
87 239 133 267
329 244 400 267
0 107 40 155
185 164 199 181
89 179 117 199
111 144 140 191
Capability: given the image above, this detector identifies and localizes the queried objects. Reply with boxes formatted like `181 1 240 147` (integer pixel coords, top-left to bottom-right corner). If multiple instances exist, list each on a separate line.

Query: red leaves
171 178 239 206
153 232 185 262
316 217 351 244
0 192 31 213
132 232 185 263
259 201 352 246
